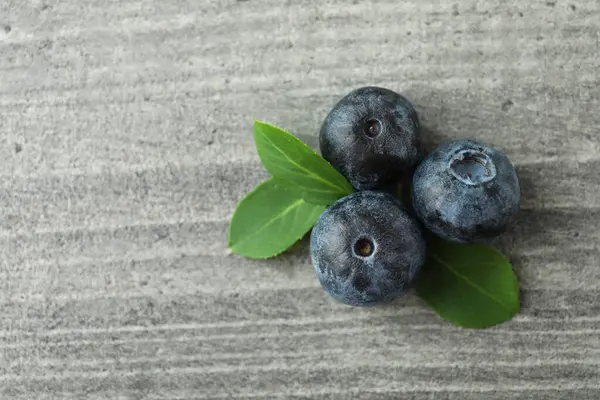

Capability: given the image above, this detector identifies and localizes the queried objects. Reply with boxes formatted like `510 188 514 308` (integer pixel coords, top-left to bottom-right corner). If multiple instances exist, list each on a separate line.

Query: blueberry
412 139 520 243
319 86 423 190
310 191 426 306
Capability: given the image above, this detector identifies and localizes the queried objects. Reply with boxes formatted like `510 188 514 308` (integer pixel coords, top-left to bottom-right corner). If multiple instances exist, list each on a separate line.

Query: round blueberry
310 191 426 306
412 139 520 243
319 86 423 191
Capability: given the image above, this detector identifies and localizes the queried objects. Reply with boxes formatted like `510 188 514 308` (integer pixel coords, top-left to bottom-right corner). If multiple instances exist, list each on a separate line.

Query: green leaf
253 121 354 205
416 238 519 329
228 178 326 259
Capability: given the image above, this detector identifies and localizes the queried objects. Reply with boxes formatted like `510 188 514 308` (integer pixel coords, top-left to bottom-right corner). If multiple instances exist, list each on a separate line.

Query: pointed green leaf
253 121 354 205
416 239 519 329
228 178 326 259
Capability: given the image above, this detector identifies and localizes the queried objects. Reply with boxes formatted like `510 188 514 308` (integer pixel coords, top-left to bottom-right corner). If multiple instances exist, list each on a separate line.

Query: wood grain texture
1 0 600 398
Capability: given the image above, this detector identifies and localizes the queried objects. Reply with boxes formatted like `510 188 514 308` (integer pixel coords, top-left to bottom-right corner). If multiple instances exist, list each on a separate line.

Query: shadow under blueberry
282 233 312 258
261 232 312 270
420 125 449 156
492 162 574 252
490 163 594 315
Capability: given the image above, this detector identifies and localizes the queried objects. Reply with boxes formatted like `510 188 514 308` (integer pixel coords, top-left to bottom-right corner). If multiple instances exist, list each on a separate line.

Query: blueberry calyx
353 237 375 258
449 149 497 185
363 119 382 138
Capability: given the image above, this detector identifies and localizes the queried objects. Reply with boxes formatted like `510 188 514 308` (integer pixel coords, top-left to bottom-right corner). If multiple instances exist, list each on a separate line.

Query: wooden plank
1 0 599 398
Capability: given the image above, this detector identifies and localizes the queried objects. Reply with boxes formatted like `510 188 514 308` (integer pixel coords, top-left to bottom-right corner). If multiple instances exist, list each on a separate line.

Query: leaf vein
231 199 306 250
270 169 341 191
258 130 349 194
431 254 514 313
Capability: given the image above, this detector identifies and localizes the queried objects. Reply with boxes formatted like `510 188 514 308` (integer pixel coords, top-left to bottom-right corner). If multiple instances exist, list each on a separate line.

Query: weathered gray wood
1 0 599 398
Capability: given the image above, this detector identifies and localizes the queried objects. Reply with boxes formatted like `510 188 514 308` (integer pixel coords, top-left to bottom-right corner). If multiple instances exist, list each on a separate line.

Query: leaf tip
254 120 278 133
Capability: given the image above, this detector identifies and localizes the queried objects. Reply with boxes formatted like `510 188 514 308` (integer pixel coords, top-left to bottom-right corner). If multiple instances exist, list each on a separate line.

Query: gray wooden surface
1 0 600 398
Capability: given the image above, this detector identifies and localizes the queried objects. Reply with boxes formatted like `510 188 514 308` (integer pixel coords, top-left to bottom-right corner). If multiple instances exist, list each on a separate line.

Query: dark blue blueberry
310 191 426 306
412 139 520 243
319 86 423 190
